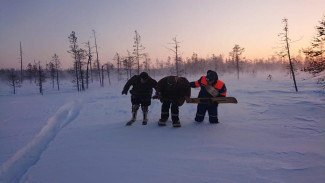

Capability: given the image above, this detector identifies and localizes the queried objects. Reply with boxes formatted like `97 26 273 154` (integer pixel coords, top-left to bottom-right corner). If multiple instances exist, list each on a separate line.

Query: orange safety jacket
193 76 227 97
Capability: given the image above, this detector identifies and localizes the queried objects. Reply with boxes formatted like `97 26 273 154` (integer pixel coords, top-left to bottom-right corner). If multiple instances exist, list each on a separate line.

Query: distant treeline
0 54 322 95
1 15 324 94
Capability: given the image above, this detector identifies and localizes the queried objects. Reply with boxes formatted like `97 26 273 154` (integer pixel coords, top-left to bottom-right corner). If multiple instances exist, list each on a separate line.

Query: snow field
0 71 324 183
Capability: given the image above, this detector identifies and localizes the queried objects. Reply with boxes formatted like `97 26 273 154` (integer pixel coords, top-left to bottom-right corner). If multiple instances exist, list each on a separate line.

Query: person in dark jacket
189 70 226 123
155 76 191 127
122 72 157 125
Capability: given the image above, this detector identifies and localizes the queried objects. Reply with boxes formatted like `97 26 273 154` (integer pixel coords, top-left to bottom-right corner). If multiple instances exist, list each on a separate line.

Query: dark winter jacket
122 75 157 98
190 76 227 98
156 76 191 106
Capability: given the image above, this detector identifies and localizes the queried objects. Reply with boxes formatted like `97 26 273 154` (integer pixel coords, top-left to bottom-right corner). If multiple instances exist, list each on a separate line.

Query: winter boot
126 105 139 126
209 119 219 124
142 106 148 125
171 113 179 124
158 118 167 126
172 121 181 127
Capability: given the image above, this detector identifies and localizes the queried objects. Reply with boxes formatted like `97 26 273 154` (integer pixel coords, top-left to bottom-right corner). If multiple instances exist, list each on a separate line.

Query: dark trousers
195 103 219 123
161 101 179 122
131 96 151 106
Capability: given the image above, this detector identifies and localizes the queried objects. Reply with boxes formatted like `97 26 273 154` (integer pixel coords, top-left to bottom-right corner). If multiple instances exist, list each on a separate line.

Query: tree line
0 51 309 95
2 15 324 94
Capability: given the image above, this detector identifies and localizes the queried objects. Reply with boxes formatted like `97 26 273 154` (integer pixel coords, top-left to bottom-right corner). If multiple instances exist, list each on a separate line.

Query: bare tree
19 42 23 83
166 56 171 68
26 63 33 83
167 37 181 76
7 69 21 94
33 61 38 84
37 62 46 95
229 44 245 79
100 61 113 87
54 54 60 91
123 50 134 80
48 61 56 88
189 52 204 74
51 54 61 91
122 59 129 80
85 41 93 88
127 51 134 79
68 31 79 91
143 53 151 73
278 18 298 92
68 31 86 91
106 62 114 85
77 48 87 90
114 52 122 81
93 30 102 86
67 36 86 91
212 54 224 72
133 30 145 74
101 65 105 87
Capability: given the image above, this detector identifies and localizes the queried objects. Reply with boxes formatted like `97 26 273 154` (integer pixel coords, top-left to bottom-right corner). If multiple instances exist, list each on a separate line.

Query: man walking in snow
122 72 157 125
190 70 227 123
155 76 191 127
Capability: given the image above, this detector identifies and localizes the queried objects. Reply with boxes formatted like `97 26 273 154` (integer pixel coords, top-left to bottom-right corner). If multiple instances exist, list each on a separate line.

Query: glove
122 90 127 95
156 92 162 99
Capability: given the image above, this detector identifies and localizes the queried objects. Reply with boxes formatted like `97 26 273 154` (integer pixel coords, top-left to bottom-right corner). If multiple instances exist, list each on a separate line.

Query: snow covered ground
0 71 324 183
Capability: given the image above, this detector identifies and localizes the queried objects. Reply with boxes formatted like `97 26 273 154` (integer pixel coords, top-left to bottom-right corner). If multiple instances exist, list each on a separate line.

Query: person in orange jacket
189 70 226 123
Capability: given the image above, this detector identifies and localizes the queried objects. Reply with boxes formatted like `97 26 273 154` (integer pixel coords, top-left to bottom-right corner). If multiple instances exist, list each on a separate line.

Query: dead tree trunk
52 54 61 91
133 30 145 75
143 53 150 73
93 30 101 86
115 53 121 81
56 66 59 91
106 63 112 85
20 42 23 83
75 60 80 91
230 45 244 80
68 31 80 91
8 69 20 94
101 65 105 87
49 62 55 88
85 41 92 88
282 18 298 92
38 63 45 95
77 49 86 91
168 37 181 76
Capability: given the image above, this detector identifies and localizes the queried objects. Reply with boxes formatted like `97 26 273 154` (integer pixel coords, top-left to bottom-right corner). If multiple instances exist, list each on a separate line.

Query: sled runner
186 97 238 104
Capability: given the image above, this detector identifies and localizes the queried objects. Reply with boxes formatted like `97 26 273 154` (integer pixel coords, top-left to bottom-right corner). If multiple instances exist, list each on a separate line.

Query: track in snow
0 100 82 183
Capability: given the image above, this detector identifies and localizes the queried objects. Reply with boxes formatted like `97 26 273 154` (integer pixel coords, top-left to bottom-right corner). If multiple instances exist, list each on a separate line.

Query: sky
0 0 325 69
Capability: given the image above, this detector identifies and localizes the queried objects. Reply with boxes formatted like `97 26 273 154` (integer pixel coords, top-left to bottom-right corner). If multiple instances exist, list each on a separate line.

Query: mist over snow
0 71 324 183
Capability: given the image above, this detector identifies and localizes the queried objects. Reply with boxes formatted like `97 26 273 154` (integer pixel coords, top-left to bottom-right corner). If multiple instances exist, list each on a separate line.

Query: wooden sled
186 97 238 104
